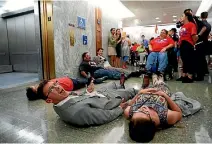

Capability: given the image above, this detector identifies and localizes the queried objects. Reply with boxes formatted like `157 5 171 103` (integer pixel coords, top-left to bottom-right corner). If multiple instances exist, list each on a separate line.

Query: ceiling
121 1 201 27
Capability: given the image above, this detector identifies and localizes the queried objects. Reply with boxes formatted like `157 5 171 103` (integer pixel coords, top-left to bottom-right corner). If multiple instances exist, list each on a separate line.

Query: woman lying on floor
124 74 182 142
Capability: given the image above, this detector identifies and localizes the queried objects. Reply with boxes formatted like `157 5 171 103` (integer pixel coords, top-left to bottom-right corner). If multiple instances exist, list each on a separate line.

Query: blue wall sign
83 35 87 45
77 16 86 29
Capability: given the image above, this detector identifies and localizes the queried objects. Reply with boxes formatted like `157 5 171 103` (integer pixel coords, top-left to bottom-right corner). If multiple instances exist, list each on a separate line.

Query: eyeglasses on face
46 80 59 98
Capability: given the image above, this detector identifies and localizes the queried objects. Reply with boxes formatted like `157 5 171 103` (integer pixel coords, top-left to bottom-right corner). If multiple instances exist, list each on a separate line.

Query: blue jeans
71 78 88 90
94 69 121 80
146 52 168 73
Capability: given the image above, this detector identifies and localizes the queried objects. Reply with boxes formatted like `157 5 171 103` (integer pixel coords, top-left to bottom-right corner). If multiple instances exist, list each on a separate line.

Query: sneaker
182 77 193 83
176 76 184 81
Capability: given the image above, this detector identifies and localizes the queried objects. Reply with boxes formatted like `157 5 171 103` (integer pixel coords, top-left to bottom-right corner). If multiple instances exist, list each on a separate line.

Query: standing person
116 29 122 68
169 28 179 72
178 12 198 83
122 35 131 69
141 35 149 48
194 12 211 80
108 28 117 67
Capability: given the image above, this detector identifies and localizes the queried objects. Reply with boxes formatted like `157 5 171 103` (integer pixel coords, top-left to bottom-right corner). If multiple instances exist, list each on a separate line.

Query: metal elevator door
6 13 38 72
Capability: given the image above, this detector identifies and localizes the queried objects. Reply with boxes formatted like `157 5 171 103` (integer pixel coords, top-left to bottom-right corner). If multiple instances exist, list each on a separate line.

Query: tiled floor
0 72 39 89
0 70 212 143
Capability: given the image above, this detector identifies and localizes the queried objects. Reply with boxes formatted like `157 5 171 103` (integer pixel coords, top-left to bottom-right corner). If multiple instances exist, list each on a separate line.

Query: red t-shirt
131 44 140 52
150 37 174 52
179 22 197 45
51 77 74 91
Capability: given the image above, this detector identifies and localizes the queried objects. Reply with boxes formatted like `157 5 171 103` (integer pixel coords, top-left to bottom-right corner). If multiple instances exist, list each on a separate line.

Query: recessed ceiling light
173 15 177 18
155 17 160 20
173 19 177 22
157 21 161 23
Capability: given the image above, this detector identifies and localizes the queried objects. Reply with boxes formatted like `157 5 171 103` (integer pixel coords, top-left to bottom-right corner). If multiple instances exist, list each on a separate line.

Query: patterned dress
129 83 171 127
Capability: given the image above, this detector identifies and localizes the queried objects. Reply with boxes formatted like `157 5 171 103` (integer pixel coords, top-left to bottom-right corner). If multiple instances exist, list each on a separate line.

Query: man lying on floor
124 74 201 143
26 77 98 101
36 80 138 126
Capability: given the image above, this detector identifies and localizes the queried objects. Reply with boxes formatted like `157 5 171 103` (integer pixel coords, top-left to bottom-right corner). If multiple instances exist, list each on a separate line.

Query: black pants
180 41 195 74
167 48 178 72
71 78 88 90
195 42 208 77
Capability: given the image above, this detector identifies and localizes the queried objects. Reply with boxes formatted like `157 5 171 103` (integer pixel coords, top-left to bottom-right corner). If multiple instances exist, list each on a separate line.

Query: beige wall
53 1 118 78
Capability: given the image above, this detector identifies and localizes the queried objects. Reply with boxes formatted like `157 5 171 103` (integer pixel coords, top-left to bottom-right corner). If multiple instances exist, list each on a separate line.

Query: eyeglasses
46 80 59 99
133 109 153 122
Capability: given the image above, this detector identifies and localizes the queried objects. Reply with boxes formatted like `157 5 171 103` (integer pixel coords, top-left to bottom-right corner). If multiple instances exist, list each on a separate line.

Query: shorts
123 56 129 62
108 47 117 56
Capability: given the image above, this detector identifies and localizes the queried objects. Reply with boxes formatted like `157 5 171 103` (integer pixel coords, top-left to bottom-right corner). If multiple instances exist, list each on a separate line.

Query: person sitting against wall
36 79 137 126
84 51 144 80
124 74 201 142
26 77 89 101
146 29 174 76
80 52 129 80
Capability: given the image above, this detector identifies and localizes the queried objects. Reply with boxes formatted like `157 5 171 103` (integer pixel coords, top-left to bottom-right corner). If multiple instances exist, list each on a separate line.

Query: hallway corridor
0 75 211 143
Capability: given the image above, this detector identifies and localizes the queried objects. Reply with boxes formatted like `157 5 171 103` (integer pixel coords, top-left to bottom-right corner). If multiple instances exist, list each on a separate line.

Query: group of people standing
108 28 131 69
176 9 211 83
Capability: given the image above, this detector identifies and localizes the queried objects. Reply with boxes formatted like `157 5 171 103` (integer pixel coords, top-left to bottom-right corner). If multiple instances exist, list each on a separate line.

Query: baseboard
0 65 13 74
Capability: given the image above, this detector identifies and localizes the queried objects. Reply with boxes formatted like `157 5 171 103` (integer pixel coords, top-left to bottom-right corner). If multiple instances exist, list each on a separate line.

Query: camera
176 21 183 28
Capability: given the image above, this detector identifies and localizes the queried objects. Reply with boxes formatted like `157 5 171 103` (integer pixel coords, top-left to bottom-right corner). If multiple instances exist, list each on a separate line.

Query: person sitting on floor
26 77 90 101
124 74 201 142
36 80 137 126
93 48 128 73
146 29 174 75
80 52 144 80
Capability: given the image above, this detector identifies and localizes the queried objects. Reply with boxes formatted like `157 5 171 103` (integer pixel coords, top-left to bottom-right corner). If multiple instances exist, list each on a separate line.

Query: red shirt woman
178 12 198 83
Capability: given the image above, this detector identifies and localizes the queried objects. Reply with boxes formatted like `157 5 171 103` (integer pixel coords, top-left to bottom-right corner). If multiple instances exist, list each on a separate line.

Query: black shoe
176 76 184 81
182 77 193 83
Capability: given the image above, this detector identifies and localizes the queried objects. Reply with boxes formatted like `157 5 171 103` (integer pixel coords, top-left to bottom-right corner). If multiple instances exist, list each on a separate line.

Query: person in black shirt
169 28 179 72
194 12 211 80
79 52 126 81
79 52 145 82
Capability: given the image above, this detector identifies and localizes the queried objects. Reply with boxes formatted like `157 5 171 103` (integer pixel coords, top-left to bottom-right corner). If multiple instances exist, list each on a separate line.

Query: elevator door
7 13 38 72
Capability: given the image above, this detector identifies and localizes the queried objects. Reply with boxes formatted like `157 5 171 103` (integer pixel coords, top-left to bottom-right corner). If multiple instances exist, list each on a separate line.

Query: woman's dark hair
185 12 195 24
37 80 49 100
184 8 192 14
82 52 88 60
97 48 104 52
110 28 115 32
116 29 121 39
26 87 40 101
150 37 154 41
129 120 156 142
